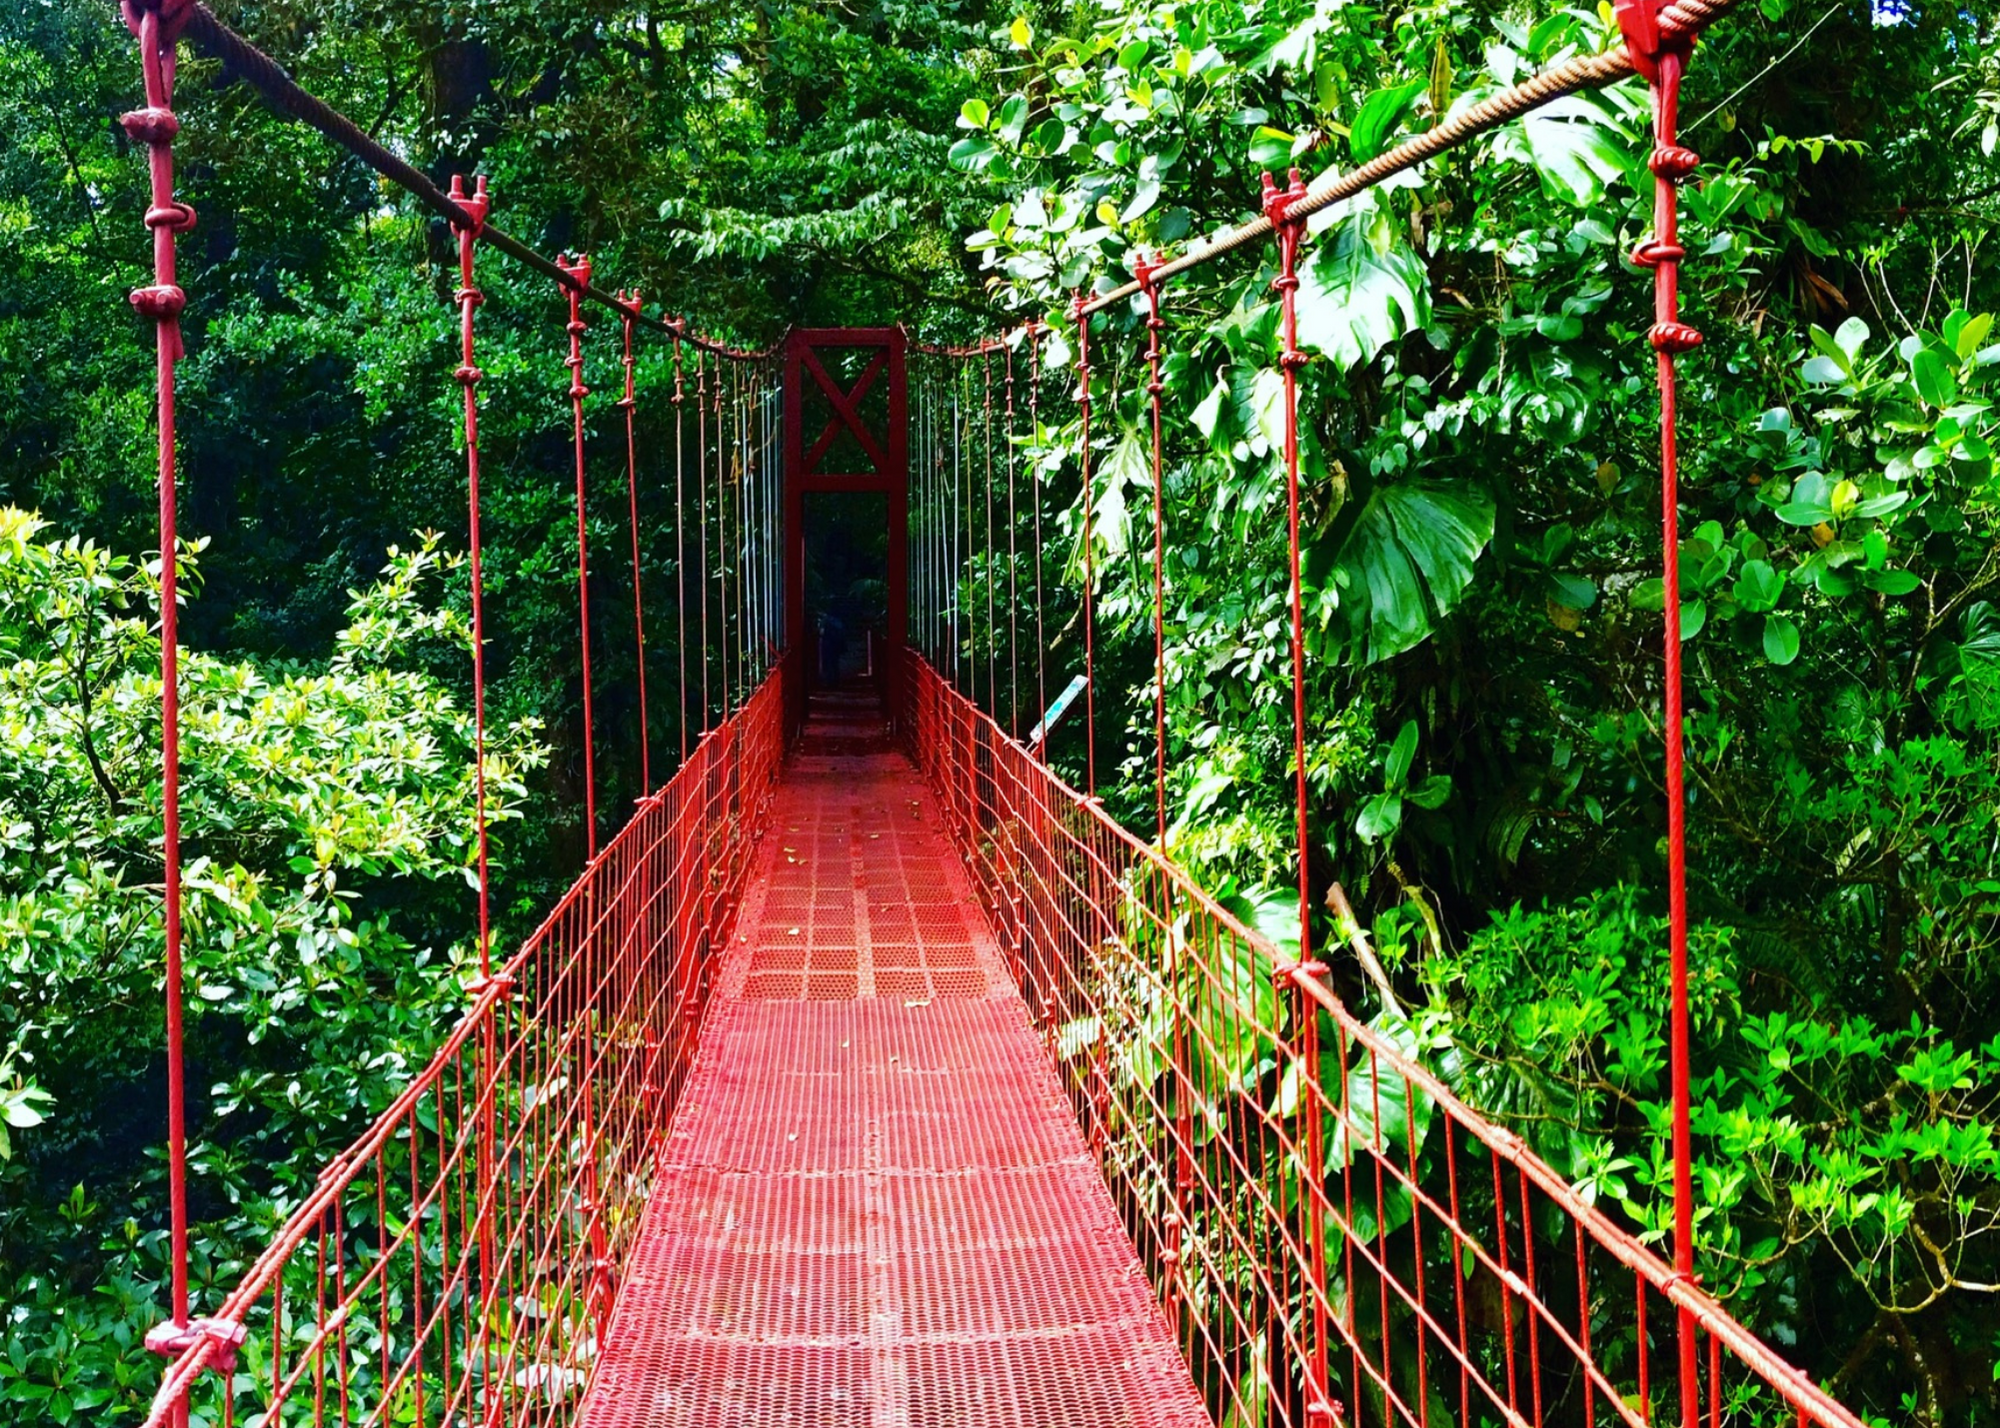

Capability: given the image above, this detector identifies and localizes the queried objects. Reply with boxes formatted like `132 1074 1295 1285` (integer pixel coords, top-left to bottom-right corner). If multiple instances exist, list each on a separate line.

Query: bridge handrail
140 665 788 1428
904 653 1864 1428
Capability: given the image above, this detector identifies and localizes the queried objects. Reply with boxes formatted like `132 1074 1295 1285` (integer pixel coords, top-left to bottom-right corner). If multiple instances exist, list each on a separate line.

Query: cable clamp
121 0 195 44
558 252 594 294
144 1316 248 1374
1132 251 1164 303
1259 167 1309 234
447 175 490 238
469 971 516 1000
1614 0 1693 82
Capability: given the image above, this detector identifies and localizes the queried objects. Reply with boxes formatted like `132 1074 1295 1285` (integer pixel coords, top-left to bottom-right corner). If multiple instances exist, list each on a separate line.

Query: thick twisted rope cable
168 3 774 358
1078 0 1741 315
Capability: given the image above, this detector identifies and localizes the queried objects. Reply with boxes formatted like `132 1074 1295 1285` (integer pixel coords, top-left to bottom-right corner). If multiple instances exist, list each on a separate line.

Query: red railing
902 654 1860 1428
141 663 788 1428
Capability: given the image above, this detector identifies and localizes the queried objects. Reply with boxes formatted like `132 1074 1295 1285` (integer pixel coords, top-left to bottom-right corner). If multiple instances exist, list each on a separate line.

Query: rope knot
453 285 484 308
1649 321 1703 354
119 106 179 144
144 201 198 233
1650 144 1699 181
1630 239 1685 269
130 283 186 320
454 363 484 388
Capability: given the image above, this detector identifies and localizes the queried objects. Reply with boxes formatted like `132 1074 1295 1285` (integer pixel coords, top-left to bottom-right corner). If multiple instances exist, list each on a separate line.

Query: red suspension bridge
112 0 1870 1425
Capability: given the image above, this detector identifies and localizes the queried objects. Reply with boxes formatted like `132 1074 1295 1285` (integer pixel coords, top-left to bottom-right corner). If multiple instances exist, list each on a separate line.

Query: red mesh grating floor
576 694 1210 1427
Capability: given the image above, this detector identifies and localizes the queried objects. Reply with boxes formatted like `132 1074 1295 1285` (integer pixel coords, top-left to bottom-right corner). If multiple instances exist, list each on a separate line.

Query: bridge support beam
783 327 908 733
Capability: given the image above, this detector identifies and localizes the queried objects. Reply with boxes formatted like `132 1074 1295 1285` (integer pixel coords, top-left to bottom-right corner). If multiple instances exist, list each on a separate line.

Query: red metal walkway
578 694 1211 1427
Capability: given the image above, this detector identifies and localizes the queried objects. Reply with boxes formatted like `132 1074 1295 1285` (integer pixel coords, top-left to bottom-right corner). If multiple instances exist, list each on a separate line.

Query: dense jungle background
1 0 1997 1421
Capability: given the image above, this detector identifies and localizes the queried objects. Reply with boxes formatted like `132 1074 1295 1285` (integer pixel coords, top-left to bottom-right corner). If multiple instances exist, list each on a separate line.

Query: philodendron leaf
1349 79 1426 164
1499 94 1630 206
1333 481 1495 662
1294 211 1431 372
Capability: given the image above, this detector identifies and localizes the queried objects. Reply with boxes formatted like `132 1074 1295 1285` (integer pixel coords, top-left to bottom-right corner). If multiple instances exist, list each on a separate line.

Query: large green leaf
1349 79 1426 164
1333 482 1495 662
1294 211 1431 372
1494 94 1630 206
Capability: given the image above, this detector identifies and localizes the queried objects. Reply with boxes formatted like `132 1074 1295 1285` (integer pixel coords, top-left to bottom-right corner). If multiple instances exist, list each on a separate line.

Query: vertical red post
1291 966 1335 1424
124 0 197 1395
782 334 808 733
444 176 503 1385
672 325 689 763
1071 295 1098 798
1003 342 1020 737
559 254 600 860
1617 2 1705 1422
1136 258 1169 850
1028 325 1047 737
1262 168 1314 966
886 332 910 730
617 290 651 793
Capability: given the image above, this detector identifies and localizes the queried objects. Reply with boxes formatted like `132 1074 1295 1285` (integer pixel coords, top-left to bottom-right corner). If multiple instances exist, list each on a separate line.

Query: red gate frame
783 328 909 730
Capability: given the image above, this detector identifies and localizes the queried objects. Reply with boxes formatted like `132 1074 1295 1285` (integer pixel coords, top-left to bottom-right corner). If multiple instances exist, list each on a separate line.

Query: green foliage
955 0 2000 1417
0 510 544 1423
2 0 1999 1417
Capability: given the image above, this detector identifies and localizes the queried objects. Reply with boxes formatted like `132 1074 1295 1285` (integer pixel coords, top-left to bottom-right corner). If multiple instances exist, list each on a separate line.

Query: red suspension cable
714 362 729 715
696 350 711 732
449 176 494 977
558 253 599 860
1071 294 1098 798
672 327 688 762
1619 2 1704 1422
1137 257 1170 851
1004 343 1020 737
123 0 200 1383
1028 325 1047 739
616 290 651 793
1263 170 1314 967
983 350 998 715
